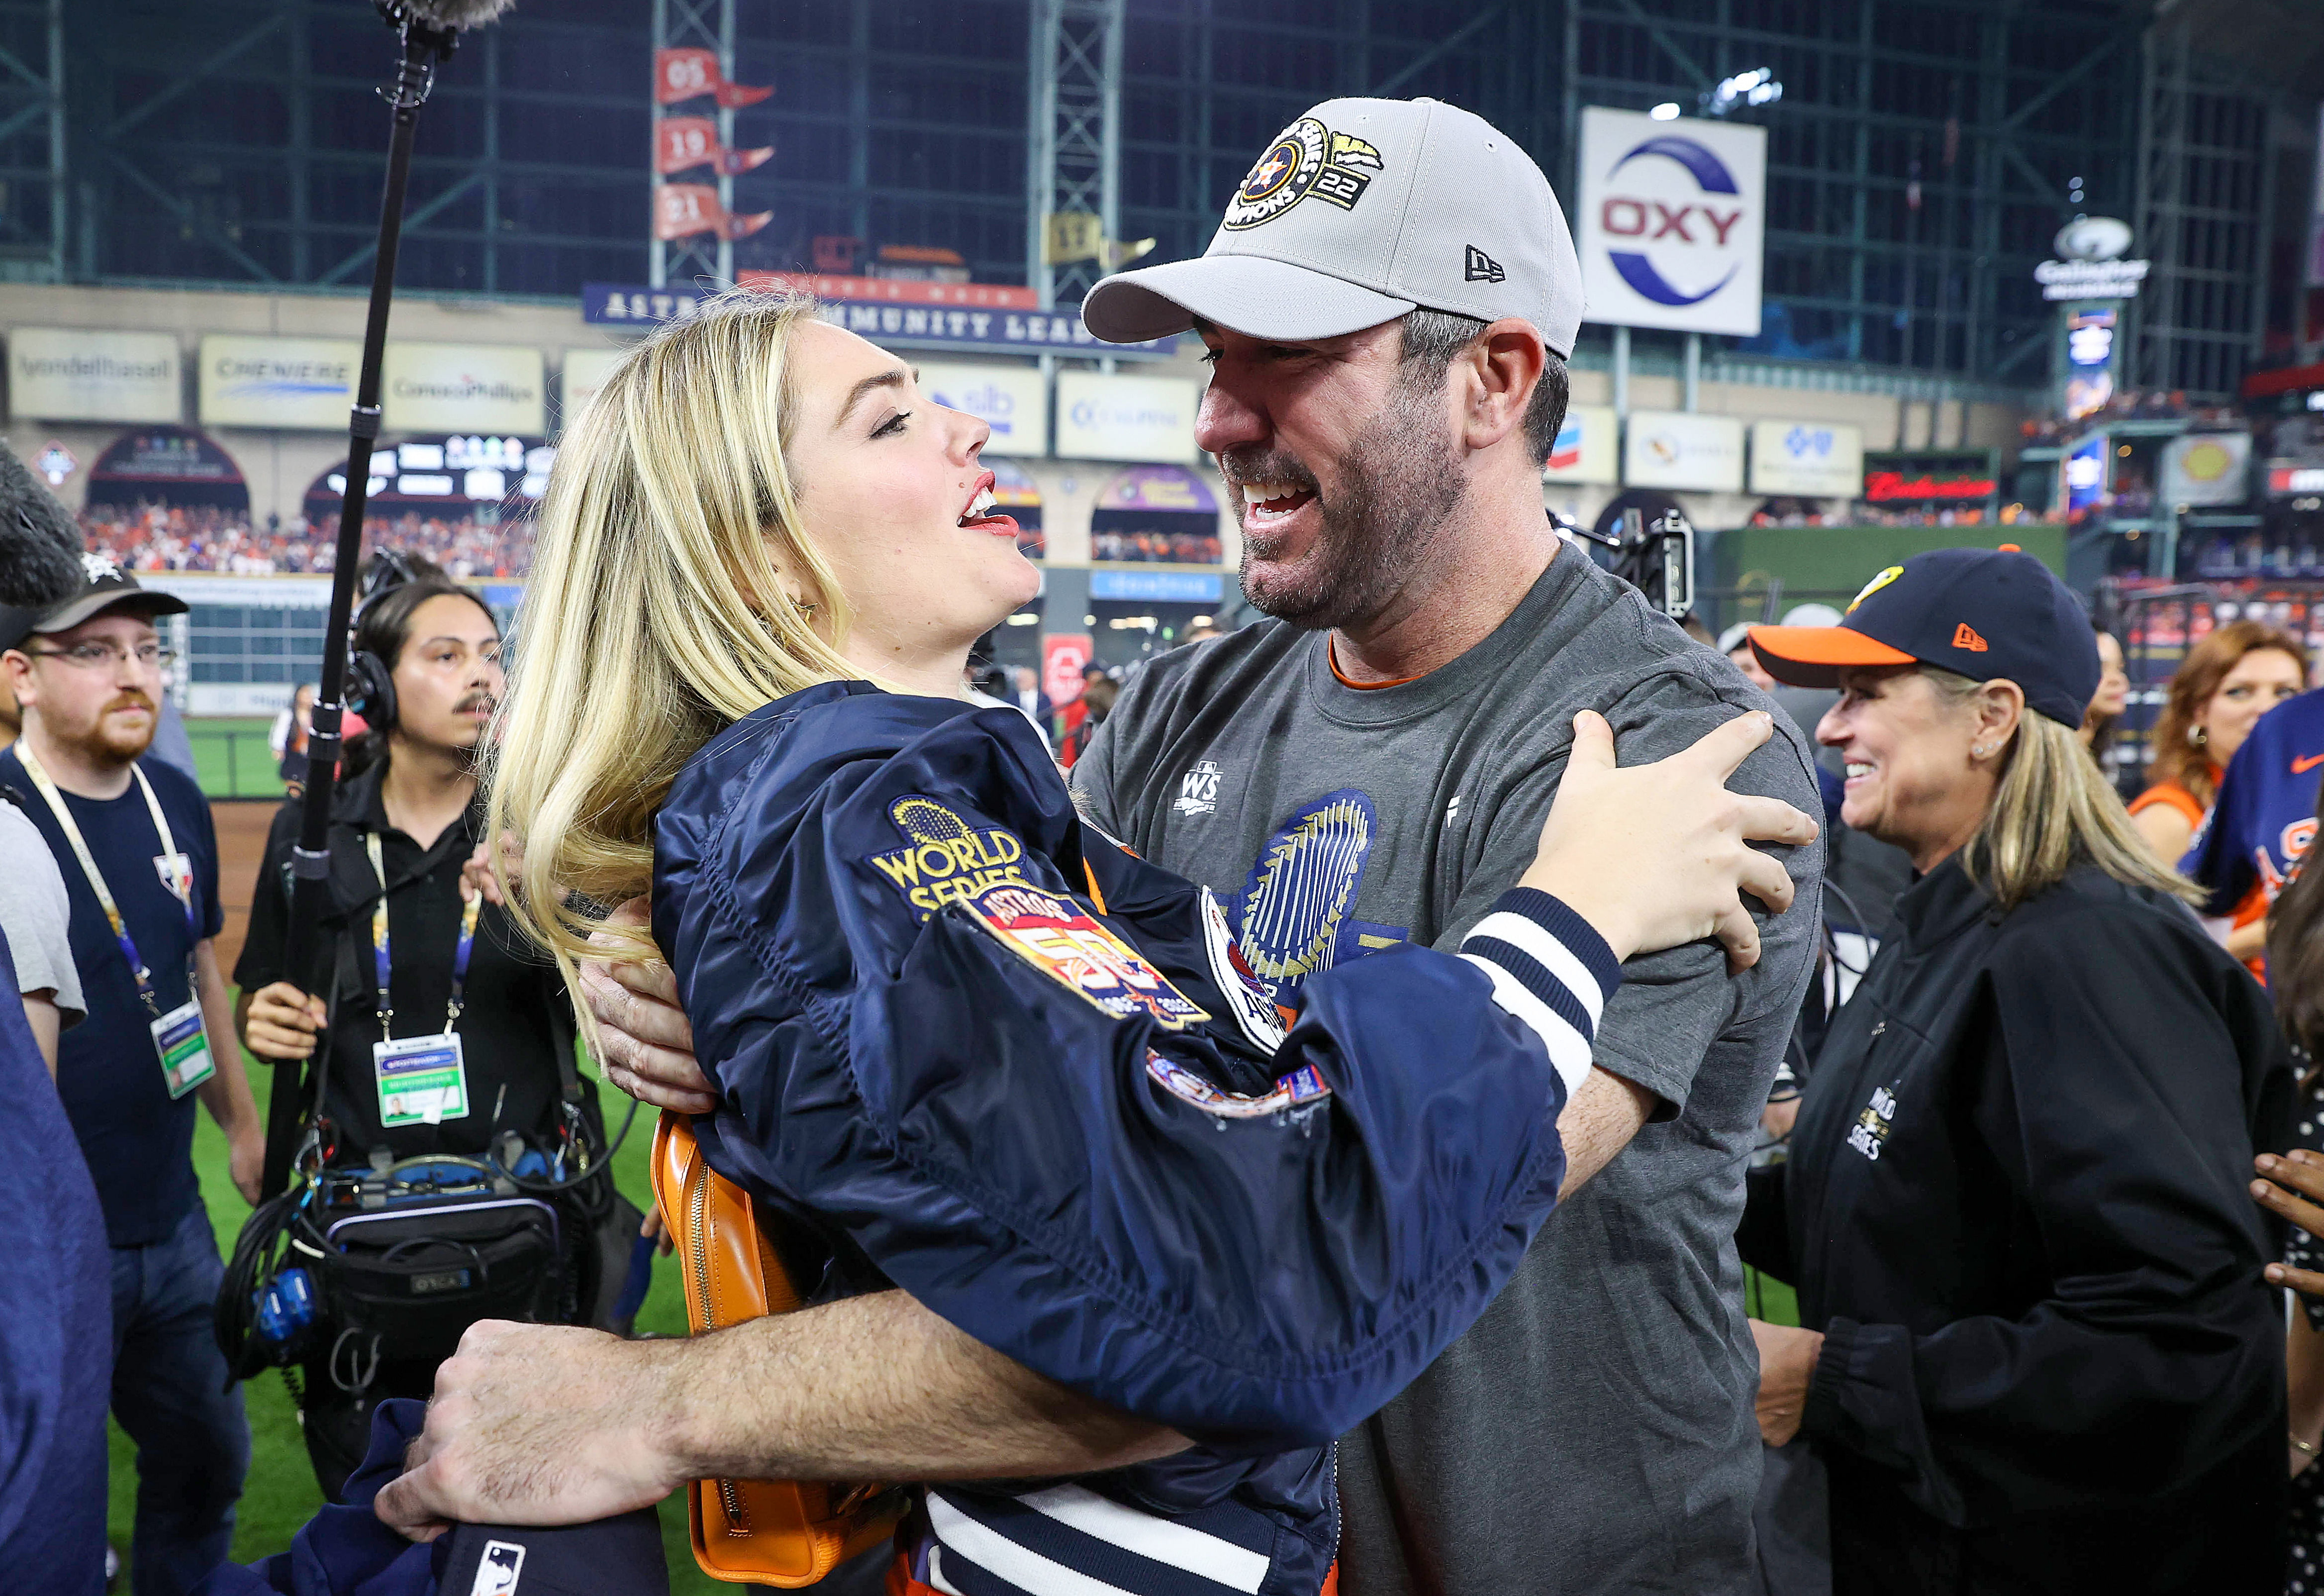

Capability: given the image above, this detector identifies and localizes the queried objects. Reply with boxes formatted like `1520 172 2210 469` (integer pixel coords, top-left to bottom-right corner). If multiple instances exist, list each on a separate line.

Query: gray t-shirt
0 800 85 1024
1072 545 1824 1596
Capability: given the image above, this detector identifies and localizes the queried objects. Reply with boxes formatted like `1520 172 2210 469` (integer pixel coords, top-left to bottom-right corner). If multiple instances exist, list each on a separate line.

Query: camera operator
233 564 612 1499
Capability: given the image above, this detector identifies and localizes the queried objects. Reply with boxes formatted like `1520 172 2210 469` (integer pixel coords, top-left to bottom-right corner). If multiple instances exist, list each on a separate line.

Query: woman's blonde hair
1923 667 2204 911
2148 618 2308 808
486 290 860 971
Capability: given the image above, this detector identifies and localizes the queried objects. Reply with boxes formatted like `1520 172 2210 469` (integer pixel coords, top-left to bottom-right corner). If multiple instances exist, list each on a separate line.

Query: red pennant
717 144 775 176
715 81 774 109
654 48 719 105
652 184 723 241
655 116 719 176
722 210 774 240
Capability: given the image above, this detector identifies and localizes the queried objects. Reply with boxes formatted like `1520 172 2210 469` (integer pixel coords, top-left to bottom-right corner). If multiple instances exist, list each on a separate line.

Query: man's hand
1750 1318 1825 1446
243 981 324 1061
581 898 714 1114
229 1123 264 1207
376 1321 686 1541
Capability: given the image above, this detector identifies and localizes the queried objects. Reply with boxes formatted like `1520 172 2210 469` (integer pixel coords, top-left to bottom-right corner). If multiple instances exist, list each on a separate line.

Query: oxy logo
1599 135 1747 307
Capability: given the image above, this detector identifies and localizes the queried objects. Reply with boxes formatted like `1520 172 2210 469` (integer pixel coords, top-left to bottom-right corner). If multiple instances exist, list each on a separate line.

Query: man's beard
1226 374 1466 633
60 691 157 766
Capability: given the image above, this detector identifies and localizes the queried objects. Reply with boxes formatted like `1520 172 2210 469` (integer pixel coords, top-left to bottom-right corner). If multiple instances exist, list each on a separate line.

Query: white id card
375 1032 470 1128
152 999 215 1099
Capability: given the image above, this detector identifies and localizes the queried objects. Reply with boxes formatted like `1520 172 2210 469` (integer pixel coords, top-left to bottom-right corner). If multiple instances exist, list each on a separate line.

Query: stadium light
1703 67 1782 118
1648 102 1681 120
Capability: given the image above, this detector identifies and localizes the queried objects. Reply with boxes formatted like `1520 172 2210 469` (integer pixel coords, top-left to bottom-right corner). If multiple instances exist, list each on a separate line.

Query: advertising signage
198 335 360 430
582 277 1174 359
1576 107 1766 337
917 363 1048 457
1623 411 1744 493
1748 420 1864 498
9 328 180 423
1861 450 1998 503
1055 373 1200 463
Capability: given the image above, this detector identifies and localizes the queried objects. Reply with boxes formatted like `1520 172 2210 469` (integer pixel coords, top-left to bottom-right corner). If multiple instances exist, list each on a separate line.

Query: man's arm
192 938 263 1205
375 1289 1186 1540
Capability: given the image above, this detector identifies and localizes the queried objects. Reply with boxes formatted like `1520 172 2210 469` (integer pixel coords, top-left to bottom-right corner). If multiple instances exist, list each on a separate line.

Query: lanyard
14 741 194 1018
365 830 481 1041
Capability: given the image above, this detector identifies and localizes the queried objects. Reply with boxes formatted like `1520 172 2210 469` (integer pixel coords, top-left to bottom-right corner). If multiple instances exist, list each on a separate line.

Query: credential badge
1223 118 1385 231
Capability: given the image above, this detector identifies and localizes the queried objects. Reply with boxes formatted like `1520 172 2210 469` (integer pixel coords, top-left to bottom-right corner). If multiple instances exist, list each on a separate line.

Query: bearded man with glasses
0 555 261 1596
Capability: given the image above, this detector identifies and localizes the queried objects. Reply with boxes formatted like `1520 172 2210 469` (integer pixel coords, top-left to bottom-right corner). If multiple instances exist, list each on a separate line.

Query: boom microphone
0 442 87 608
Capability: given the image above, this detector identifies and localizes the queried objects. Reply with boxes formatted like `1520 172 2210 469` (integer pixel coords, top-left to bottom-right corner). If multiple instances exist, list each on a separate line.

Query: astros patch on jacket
961 880 1211 1030
864 794 1032 917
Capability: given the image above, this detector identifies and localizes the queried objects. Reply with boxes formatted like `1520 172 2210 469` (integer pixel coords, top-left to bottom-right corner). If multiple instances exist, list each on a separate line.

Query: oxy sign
1576 108 1766 338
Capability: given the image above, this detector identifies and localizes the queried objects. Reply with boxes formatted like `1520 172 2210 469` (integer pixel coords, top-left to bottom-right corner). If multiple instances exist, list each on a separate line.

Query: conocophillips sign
382 343 545 434
1576 107 1766 338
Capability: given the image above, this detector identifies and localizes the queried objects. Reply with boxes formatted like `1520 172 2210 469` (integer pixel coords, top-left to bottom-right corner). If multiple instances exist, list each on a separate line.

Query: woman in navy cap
1739 546 2295 1595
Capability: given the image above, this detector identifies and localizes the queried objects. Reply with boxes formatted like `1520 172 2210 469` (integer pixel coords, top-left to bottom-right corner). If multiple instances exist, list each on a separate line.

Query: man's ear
0 648 32 711
1461 319 1546 453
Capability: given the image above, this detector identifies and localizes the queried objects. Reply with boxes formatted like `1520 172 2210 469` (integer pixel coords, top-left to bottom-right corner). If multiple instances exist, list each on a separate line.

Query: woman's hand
243 980 324 1061
2255 1150 2324 1295
1750 1318 1825 1446
1523 711 1819 973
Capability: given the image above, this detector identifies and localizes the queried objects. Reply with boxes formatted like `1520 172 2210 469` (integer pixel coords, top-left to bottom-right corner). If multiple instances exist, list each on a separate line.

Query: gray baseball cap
1082 97 1583 358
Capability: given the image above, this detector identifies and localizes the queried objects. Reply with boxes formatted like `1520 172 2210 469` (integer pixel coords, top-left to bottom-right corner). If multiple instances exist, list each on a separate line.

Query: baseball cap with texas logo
1080 96 1584 360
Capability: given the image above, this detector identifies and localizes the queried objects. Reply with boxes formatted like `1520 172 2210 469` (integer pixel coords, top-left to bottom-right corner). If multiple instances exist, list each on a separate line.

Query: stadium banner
559 346 627 426
197 335 360 430
1748 419 1864 497
917 362 1048 457
1089 569 1222 602
1054 373 1200 463
2159 431 2250 507
1624 410 1745 493
8 327 180 423
1576 108 1766 338
1542 403 1618 484
383 342 546 434
816 297 1177 361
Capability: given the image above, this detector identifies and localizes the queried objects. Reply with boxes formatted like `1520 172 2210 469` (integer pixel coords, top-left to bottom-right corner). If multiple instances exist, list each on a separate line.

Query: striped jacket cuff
1458 888 1624 1100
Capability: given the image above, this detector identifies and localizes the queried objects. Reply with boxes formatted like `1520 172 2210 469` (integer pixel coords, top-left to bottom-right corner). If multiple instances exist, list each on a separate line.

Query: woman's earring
790 597 819 622
1972 742 1994 759
2188 724 2208 748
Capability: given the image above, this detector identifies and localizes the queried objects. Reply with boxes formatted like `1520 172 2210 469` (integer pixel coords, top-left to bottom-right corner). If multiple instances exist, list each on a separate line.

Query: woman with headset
233 558 619 1499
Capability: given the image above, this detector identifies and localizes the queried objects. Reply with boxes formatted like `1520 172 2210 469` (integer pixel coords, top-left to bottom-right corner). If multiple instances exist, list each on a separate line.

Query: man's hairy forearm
1556 1067 1655 1197
657 1288 1190 1481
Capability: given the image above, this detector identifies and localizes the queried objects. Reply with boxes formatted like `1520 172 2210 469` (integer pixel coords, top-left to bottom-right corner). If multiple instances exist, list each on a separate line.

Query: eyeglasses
25 642 176 671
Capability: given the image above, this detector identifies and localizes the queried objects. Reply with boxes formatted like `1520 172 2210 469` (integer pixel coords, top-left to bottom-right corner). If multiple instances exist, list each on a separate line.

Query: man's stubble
1231 373 1467 634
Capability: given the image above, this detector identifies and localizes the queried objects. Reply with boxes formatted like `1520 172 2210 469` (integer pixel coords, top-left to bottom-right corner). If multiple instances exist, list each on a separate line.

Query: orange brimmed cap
1743 546 2102 726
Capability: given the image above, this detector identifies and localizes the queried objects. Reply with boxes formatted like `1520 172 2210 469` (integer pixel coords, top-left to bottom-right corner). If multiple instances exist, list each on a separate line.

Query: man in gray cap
1067 96 1823 1594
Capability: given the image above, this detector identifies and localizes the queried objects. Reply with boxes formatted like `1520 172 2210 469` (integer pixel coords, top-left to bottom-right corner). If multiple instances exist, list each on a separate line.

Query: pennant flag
654 46 773 110
656 116 719 175
723 210 774 240
653 184 724 240
717 145 775 176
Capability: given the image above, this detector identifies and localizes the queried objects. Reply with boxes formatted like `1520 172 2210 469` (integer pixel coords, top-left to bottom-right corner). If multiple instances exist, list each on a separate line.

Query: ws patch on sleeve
958 880 1211 1031
864 794 1035 919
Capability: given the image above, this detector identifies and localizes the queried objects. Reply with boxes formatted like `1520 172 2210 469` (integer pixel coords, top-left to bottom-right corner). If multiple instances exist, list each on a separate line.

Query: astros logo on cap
1223 117 1385 231
1848 566 1903 613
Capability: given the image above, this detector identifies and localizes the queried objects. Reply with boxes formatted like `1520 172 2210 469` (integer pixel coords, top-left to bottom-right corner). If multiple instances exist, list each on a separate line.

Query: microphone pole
260 2 480 1201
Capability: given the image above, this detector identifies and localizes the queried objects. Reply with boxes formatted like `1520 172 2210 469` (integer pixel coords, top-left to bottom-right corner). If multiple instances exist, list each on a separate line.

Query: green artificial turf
184 718 286 801
108 1025 723 1592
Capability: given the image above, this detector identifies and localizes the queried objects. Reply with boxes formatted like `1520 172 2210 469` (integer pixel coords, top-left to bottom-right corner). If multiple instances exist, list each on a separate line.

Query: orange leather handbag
649 1111 907 1586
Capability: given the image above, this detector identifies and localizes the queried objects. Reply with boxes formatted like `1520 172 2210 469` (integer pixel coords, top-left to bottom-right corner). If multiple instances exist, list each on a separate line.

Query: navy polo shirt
0 747 223 1247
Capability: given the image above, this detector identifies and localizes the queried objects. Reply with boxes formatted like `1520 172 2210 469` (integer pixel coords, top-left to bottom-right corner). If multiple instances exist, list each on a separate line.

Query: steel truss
651 0 731 290
1027 0 1123 312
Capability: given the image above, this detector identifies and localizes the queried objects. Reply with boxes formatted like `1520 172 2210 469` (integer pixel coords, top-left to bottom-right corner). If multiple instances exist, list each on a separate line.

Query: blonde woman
381 293 1818 1592
1739 549 2290 1596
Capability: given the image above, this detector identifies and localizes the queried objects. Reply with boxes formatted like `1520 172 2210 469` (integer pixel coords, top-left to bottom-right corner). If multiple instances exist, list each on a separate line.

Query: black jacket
1742 858 2294 1594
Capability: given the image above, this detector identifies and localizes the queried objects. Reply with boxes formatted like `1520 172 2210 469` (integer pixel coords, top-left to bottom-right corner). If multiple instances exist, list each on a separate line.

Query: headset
343 548 427 730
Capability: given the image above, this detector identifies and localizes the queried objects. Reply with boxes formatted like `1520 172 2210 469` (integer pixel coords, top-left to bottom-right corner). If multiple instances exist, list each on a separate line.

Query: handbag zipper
684 1150 751 1536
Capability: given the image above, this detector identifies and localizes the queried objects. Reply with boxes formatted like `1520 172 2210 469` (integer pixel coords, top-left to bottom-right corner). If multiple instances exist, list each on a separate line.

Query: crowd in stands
1091 526 1224 564
77 504 537 579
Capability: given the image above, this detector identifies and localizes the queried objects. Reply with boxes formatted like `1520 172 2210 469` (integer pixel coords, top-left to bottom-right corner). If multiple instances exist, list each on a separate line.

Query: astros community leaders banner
1576 107 1766 338
383 342 546 434
198 335 360 430
8 328 181 423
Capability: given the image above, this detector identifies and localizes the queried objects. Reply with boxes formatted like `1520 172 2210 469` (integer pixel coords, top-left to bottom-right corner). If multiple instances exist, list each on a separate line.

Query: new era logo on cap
1465 245 1506 284
1952 623 1988 652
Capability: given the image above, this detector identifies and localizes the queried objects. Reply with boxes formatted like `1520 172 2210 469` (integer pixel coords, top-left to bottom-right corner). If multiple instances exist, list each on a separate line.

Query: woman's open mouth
958 475 1020 538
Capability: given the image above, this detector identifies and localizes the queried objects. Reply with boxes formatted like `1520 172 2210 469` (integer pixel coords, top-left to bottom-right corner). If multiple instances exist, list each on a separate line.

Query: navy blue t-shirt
0 918 110 1596
0 748 223 1247
2183 687 2324 919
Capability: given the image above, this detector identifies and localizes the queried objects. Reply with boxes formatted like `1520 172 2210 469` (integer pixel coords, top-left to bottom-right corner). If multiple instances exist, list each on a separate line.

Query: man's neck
19 716 135 800
379 736 477 852
1327 471 1561 685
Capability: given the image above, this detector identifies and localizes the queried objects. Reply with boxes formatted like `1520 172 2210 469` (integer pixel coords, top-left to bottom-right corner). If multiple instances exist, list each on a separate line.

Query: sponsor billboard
383 343 545 434
560 347 627 426
1748 419 1864 498
917 362 1048 457
197 335 360 430
2159 432 2249 507
1054 373 1199 463
1576 108 1765 337
9 328 180 423
1623 410 1744 493
1541 403 1618 484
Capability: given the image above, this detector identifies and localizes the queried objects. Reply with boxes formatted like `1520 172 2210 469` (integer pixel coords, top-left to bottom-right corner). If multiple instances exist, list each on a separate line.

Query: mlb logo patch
469 1540 525 1595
